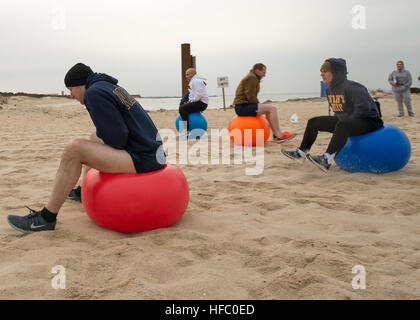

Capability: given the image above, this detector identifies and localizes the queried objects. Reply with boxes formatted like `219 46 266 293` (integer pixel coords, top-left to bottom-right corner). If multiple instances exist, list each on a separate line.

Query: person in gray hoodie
388 61 414 117
281 58 383 172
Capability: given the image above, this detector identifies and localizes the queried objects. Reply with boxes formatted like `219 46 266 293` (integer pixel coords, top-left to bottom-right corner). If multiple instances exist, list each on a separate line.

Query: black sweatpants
179 101 208 131
299 116 384 155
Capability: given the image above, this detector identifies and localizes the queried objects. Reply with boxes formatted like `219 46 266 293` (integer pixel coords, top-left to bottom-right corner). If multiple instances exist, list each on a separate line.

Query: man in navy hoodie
281 58 383 172
7 63 166 233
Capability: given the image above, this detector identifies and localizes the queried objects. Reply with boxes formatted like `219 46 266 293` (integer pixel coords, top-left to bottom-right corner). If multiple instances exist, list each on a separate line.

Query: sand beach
0 93 419 299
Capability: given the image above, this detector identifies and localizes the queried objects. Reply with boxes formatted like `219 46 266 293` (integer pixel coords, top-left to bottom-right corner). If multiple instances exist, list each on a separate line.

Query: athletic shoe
273 133 286 142
281 149 306 163
306 154 331 172
68 185 82 203
396 114 404 117
7 207 56 234
274 132 297 144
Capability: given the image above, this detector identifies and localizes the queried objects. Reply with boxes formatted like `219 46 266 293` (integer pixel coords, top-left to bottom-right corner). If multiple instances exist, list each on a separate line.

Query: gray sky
1 0 419 97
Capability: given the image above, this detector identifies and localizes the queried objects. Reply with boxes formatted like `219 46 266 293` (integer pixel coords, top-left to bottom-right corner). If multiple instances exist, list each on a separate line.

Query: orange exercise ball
228 116 271 146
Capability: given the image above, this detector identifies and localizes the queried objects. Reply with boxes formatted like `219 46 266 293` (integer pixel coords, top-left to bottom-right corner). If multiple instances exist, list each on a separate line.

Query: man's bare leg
257 104 282 137
81 132 105 178
46 138 136 213
71 132 104 190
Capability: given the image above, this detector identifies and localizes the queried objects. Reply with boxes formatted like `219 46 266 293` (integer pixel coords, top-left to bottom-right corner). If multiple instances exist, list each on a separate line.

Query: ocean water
136 92 319 111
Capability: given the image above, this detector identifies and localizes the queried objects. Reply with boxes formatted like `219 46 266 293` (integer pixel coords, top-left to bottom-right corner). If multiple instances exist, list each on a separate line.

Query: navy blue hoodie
84 73 166 173
325 58 381 120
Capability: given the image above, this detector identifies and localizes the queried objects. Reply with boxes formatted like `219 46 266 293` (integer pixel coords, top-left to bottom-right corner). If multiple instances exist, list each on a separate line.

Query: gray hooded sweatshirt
388 68 412 93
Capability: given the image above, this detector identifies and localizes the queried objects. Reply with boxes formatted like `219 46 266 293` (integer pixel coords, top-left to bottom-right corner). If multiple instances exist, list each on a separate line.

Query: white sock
297 149 306 157
323 152 334 164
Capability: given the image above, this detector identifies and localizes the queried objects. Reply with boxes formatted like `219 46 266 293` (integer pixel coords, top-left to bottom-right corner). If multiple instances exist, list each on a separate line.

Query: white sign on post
217 77 229 110
217 77 229 88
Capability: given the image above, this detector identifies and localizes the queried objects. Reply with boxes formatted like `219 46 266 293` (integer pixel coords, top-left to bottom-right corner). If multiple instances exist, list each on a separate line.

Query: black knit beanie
64 63 94 87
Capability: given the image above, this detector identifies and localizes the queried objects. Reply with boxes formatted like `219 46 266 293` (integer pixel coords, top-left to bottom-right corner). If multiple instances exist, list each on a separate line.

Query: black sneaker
306 154 331 172
68 185 82 203
7 207 56 234
281 149 305 163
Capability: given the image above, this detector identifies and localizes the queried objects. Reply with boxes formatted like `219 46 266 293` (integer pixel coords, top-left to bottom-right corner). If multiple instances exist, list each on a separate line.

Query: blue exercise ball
175 112 208 139
335 124 411 173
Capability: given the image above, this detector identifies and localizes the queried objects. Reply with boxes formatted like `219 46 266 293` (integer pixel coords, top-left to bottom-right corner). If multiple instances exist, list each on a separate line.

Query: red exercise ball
228 115 271 146
81 164 189 233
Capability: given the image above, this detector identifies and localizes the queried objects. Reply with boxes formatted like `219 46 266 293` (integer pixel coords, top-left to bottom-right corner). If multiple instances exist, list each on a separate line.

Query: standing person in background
233 63 296 143
178 68 208 137
388 61 414 117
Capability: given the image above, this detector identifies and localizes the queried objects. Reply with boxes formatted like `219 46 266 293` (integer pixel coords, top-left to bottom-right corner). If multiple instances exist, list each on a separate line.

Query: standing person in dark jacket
7 63 166 233
233 63 296 143
281 58 383 172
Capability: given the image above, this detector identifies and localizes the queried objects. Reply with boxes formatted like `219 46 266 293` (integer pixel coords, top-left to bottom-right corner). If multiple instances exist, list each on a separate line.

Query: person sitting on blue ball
282 58 383 172
7 63 166 233
178 68 208 137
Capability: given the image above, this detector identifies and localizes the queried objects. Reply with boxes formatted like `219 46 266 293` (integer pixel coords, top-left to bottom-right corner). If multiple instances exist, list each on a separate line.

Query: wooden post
191 55 196 69
181 43 193 96
222 87 226 111
217 76 229 111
